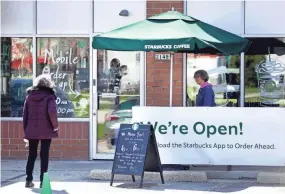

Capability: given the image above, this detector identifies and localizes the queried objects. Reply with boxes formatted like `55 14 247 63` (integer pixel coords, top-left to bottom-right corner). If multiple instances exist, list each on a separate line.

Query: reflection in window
186 54 240 107
245 38 285 107
1 37 33 117
96 50 141 153
97 50 140 96
36 38 90 118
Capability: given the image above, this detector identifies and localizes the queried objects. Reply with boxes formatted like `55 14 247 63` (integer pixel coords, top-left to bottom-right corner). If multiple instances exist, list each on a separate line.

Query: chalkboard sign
75 68 89 89
110 123 164 188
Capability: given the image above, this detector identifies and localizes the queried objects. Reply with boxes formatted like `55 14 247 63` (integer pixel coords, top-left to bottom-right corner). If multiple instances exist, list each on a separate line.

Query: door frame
91 49 146 159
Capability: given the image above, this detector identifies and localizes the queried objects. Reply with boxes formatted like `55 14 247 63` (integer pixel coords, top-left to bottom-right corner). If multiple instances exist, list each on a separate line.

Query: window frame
184 53 243 107
243 37 285 107
1 36 34 120
1 35 92 122
36 36 91 119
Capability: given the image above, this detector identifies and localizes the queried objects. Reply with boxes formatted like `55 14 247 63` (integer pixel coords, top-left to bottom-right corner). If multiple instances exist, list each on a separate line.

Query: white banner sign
132 106 285 166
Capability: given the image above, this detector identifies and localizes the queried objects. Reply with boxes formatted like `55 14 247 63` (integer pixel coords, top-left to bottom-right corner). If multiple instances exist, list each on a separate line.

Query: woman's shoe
25 181 34 188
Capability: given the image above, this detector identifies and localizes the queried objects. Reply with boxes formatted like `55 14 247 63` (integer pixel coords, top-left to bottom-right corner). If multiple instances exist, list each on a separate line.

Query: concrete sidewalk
88 162 285 184
2 160 285 185
1 160 285 194
1 180 285 194
1 160 110 185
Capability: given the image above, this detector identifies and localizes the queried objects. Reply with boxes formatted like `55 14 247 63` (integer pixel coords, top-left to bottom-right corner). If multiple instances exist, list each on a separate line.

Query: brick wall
1 121 89 160
146 0 184 106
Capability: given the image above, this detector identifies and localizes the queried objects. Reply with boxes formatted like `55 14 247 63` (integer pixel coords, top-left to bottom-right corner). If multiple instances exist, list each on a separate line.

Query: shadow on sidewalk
31 188 69 194
113 181 285 193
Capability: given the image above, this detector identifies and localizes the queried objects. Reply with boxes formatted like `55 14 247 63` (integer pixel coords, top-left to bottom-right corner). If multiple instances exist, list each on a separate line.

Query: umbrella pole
170 52 174 107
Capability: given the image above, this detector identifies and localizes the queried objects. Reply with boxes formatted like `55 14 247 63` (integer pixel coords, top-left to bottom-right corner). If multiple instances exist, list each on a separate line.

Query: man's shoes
25 181 34 188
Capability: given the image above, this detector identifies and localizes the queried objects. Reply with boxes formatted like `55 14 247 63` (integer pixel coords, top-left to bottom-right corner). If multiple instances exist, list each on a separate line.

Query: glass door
92 50 143 159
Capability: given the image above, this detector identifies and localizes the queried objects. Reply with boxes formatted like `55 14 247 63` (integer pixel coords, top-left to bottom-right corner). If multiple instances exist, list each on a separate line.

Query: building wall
146 0 184 106
1 121 89 159
1 0 285 160
1 1 34 34
0 0 148 160
186 0 285 35
186 1 243 35
244 1 285 34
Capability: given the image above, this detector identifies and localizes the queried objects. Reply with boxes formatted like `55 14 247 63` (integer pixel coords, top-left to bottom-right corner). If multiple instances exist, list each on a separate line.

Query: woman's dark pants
26 139 52 182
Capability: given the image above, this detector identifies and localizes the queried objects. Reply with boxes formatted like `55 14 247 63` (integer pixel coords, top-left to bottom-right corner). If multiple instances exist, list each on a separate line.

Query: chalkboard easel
110 123 164 188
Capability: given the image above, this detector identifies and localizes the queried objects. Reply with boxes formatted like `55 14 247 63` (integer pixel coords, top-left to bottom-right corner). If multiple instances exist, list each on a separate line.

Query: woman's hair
194 70 209 82
34 74 54 88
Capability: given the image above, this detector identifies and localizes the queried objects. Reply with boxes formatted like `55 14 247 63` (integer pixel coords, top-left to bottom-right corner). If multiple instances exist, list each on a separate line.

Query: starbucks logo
132 123 140 131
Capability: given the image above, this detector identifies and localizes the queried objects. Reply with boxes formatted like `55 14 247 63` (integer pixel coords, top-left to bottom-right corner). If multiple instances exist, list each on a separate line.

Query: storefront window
186 54 241 107
96 50 141 153
36 38 90 118
245 38 285 107
1 37 33 117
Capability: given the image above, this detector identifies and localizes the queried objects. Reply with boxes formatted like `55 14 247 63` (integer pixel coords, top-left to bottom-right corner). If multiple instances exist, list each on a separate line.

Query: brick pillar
146 0 184 106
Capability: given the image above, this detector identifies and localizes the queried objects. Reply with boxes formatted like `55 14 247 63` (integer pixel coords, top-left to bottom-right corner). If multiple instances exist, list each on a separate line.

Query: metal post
110 174 114 186
140 173 144 188
170 53 174 106
140 51 145 106
32 1 37 85
182 53 187 106
89 0 94 160
268 47 271 61
240 52 245 107
183 0 187 107
132 175 135 182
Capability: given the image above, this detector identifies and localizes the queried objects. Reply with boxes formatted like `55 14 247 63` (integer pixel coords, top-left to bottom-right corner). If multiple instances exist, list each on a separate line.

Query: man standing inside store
108 58 128 106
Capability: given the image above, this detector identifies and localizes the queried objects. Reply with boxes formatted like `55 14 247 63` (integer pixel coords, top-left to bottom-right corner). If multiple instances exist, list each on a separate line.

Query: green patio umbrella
92 9 250 106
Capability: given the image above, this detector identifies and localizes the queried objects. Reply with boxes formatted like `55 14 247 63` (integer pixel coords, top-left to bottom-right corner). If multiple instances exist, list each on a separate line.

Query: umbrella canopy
92 10 250 55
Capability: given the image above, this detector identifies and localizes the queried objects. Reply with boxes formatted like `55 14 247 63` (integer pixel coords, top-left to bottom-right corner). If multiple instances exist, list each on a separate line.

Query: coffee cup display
255 59 285 106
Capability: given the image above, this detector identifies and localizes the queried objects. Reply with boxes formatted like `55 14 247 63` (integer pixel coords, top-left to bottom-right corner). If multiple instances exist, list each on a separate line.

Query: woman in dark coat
23 74 59 188
194 70 216 107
